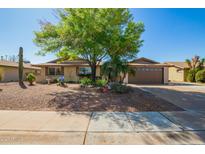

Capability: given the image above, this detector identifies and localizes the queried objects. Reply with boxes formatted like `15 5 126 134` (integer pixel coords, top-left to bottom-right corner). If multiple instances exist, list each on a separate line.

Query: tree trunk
90 64 97 83
121 73 126 83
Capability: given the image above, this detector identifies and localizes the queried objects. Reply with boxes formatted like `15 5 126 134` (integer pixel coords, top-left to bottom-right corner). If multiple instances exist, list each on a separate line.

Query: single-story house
165 62 190 82
33 57 171 84
0 60 41 82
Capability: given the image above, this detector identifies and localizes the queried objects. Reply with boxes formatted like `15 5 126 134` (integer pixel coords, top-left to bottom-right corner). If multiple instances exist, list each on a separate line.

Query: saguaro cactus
18 47 24 85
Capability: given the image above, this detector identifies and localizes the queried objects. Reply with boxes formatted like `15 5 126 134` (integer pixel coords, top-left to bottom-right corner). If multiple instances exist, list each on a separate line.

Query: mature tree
185 55 205 70
33 9 144 82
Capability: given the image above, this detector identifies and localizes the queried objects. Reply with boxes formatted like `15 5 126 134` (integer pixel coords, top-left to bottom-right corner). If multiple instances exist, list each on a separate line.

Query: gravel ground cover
0 82 183 112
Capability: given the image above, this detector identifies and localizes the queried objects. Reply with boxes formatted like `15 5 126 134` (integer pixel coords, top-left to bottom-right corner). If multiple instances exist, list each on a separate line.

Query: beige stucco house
0 57 171 84
33 57 170 84
165 62 190 82
0 60 41 82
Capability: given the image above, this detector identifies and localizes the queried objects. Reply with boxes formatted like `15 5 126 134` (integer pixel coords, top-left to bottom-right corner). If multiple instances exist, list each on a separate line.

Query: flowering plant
57 76 65 86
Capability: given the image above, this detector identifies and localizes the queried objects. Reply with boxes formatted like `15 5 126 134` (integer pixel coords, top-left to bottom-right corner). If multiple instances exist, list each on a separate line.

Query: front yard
0 82 183 112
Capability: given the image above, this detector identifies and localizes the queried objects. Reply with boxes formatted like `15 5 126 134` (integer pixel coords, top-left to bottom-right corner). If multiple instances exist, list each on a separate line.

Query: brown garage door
128 67 163 84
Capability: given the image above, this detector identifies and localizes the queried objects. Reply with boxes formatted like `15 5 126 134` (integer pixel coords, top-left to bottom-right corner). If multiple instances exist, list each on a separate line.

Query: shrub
78 74 91 78
95 79 107 87
65 80 78 84
187 72 195 82
110 83 130 93
26 73 36 85
195 69 205 83
80 77 92 87
187 69 198 82
53 78 58 83
0 73 2 81
57 76 65 86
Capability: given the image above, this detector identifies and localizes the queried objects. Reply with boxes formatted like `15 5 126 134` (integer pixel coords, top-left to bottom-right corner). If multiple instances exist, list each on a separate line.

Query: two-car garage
128 67 164 84
125 57 169 84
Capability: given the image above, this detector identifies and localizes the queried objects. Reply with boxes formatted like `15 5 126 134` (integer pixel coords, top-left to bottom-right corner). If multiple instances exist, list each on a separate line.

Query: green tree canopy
33 8 144 81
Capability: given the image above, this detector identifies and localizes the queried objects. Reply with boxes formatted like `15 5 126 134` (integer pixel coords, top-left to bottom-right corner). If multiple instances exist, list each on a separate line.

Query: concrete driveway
132 84 205 112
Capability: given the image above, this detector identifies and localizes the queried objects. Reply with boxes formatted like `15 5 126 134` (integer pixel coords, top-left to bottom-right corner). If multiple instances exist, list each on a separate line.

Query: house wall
64 66 78 82
163 67 169 84
36 67 46 82
184 68 189 82
0 66 39 82
0 67 4 81
168 67 185 82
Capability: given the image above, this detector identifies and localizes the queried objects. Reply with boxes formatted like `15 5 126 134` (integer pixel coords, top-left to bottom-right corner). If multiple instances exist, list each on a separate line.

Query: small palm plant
185 55 205 70
101 56 135 83
26 73 36 85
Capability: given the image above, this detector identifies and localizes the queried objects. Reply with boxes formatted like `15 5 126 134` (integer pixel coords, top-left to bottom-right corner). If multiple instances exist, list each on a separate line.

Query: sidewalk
0 110 205 144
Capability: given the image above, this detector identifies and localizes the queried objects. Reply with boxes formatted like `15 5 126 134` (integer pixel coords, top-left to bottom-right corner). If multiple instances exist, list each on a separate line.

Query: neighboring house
34 57 170 84
165 62 190 82
0 60 41 82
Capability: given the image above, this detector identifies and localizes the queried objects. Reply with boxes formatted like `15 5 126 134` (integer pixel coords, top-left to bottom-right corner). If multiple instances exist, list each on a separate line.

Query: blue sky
0 8 205 64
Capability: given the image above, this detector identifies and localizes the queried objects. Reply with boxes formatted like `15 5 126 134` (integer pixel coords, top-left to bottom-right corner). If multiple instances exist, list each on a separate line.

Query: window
47 67 63 75
79 67 91 75
48 68 55 75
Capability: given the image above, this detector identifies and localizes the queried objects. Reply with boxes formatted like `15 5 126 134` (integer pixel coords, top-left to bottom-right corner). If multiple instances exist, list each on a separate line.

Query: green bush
26 73 36 85
187 69 198 82
65 80 78 83
187 72 195 82
78 74 91 78
195 69 205 83
53 78 58 83
80 77 92 87
0 73 2 81
110 83 130 93
95 79 107 87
